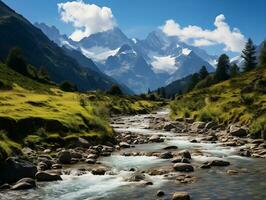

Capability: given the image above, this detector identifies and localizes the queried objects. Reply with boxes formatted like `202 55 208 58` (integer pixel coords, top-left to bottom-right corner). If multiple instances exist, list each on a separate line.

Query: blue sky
2 0 266 56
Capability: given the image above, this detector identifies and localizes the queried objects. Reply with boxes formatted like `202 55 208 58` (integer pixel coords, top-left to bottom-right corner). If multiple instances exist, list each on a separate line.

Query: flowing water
1 110 266 200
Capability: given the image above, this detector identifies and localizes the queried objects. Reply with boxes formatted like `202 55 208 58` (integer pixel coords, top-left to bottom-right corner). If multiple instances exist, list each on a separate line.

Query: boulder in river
91 167 107 175
35 172 62 182
126 172 146 182
58 150 71 164
160 152 173 159
210 160 230 166
173 163 194 172
11 178 36 190
163 122 176 131
119 142 130 148
179 150 191 159
157 190 165 197
172 191 190 200
163 145 178 150
0 157 37 184
149 135 164 143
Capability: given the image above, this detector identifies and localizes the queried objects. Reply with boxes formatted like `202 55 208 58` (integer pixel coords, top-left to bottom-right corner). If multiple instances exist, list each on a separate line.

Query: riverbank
1 109 265 200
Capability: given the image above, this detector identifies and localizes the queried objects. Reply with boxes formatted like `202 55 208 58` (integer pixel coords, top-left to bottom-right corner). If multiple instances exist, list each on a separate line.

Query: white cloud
161 14 246 52
58 0 116 41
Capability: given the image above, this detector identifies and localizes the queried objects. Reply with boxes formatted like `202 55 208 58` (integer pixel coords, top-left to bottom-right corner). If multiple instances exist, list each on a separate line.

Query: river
1 109 266 200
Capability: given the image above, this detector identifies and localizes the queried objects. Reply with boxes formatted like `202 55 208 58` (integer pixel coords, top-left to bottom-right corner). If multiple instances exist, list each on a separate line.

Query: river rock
119 142 130 148
157 190 165 197
86 159 96 164
11 182 34 190
77 137 91 148
179 150 191 159
0 183 11 190
229 126 247 137
173 163 194 172
52 164 62 169
164 122 176 131
160 152 173 159
205 121 217 129
126 172 146 182
191 122 206 132
163 145 178 150
172 192 190 200
91 167 107 175
210 160 230 166
35 172 62 182
149 135 164 143
58 150 71 164
0 157 37 184
227 169 239 175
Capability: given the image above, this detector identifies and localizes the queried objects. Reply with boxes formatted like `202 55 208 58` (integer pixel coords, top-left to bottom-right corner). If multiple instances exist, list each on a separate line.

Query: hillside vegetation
0 64 160 160
170 67 266 138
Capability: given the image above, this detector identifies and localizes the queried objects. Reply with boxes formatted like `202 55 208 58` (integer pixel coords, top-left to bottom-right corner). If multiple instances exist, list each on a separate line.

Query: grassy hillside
0 64 160 160
170 67 266 138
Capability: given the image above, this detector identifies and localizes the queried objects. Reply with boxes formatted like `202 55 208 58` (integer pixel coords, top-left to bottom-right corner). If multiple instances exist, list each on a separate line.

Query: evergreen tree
160 87 166 98
187 73 200 91
59 81 78 92
147 88 151 94
259 41 266 67
229 63 240 77
242 38 257 72
6 47 28 75
214 54 230 82
199 65 209 80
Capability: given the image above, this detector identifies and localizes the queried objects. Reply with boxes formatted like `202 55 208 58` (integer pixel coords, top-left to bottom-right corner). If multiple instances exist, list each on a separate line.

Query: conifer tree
229 63 240 77
242 38 257 72
199 65 209 80
215 54 230 82
259 41 266 67
6 47 28 75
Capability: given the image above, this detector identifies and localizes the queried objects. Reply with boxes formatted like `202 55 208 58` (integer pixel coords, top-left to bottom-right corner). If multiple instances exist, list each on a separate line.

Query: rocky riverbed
0 109 266 200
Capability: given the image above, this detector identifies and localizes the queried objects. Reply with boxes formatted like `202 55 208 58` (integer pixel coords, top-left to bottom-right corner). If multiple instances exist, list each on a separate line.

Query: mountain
0 1 132 94
35 22 217 93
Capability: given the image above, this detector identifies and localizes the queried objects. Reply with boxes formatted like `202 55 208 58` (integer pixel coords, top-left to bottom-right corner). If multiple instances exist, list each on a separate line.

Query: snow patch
151 55 177 74
81 46 119 62
131 38 137 44
182 48 191 56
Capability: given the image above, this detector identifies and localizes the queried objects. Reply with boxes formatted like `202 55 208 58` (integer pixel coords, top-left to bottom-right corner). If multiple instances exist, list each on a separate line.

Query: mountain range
35 23 218 94
0 1 132 94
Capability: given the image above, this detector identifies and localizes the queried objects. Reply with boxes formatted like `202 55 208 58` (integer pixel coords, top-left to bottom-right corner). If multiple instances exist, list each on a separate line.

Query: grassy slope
0 64 160 160
170 67 266 138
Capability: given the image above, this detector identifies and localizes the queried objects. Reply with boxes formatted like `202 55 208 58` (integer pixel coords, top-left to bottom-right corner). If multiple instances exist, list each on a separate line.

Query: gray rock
91 167 107 175
0 183 10 190
210 160 230 166
159 152 173 159
126 172 146 182
35 172 62 182
191 122 206 132
11 182 34 190
205 121 217 129
172 192 190 200
78 137 91 148
58 150 71 164
173 163 194 172
86 159 96 164
149 135 164 143
164 122 176 131
229 126 247 137
119 142 130 148
179 150 191 159
157 190 165 197
163 145 178 150
0 157 37 184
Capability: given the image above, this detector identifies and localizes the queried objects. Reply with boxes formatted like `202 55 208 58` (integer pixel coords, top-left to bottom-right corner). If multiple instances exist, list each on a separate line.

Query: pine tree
259 41 266 67
187 73 200 91
242 38 257 72
214 54 230 82
229 63 240 77
199 65 209 80
6 47 28 75
147 88 151 94
160 87 166 98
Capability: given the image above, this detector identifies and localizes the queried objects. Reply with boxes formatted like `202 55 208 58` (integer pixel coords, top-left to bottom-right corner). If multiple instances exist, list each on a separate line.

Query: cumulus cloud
161 14 246 52
58 0 116 41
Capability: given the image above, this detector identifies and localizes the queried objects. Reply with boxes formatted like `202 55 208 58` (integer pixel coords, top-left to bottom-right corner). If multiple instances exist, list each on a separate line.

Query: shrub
60 81 78 92
107 84 123 95
6 47 28 76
